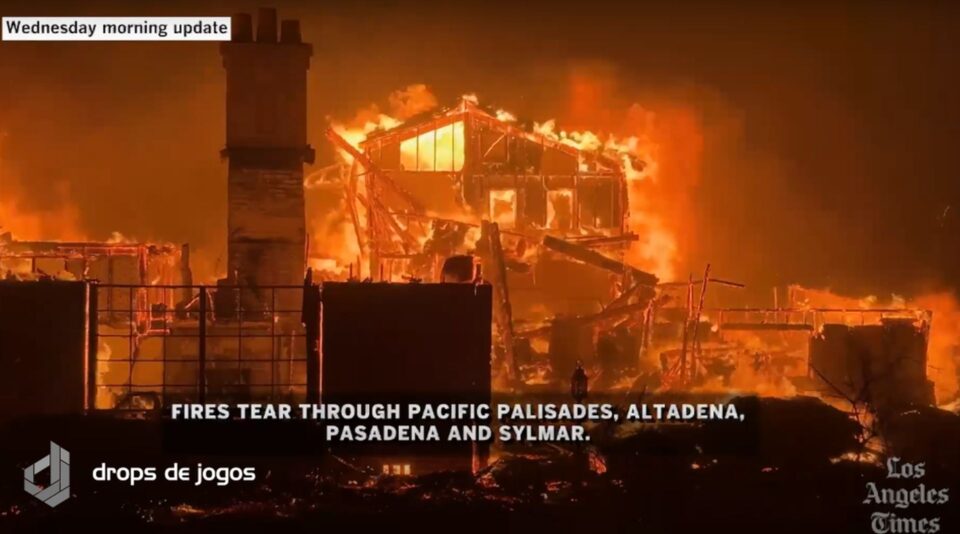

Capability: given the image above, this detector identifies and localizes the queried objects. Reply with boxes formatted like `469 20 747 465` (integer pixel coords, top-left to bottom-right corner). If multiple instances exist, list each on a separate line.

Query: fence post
86 282 99 411
302 273 321 404
198 287 207 403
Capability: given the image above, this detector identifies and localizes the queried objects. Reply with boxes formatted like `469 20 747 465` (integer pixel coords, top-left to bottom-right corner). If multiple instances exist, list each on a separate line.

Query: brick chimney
220 8 313 310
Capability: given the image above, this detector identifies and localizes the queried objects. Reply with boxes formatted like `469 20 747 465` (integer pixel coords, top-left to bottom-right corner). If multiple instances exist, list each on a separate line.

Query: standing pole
679 273 693 381
85 282 99 411
0 131 7 202
481 221 518 382
302 269 321 404
690 264 712 380
198 286 207 403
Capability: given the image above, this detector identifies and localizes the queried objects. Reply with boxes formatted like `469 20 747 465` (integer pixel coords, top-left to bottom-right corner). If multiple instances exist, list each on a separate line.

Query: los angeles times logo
23 441 71 507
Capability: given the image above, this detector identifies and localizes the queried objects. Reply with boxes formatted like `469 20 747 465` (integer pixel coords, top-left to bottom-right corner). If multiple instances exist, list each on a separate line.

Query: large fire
530 106 693 282
2 78 957 410
316 83 699 282
795 285 960 404
0 181 86 242
305 84 960 407
328 84 438 165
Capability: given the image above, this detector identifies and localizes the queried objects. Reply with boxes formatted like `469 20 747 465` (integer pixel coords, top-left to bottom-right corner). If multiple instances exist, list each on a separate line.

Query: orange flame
792 285 959 404
0 182 86 242
319 81 703 283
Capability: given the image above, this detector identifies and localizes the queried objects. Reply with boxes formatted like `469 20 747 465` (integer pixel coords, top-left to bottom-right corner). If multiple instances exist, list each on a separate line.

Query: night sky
1 0 959 302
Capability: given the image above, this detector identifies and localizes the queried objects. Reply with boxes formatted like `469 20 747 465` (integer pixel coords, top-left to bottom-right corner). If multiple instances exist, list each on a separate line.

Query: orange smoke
307 204 360 276
0 180 86 242
312 85 444 278
911 292 960 404
319 78 704 282
791 285 959 404
328 83 438 164
561 66 704 282
621 104 703 282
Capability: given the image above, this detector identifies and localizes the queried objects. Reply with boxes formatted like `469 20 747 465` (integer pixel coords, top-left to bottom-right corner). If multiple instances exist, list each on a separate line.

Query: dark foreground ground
2 396 958 533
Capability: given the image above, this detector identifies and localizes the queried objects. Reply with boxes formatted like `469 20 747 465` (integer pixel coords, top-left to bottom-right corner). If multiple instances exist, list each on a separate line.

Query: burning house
0 9 319 412
319 96 663 384
4 5 960 530
0 7 949 424
0 10 497 420
325 96 651 309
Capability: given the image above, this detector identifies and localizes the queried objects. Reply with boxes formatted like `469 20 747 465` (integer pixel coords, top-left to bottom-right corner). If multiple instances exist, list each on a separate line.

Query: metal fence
93 284 317 410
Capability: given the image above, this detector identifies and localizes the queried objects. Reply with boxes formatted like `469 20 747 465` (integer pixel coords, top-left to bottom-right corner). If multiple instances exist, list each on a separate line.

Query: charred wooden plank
542 234 658 286
516 301 651 338
325 127 426 213
566 233 640 247
479 221 517 380
720 323 815 331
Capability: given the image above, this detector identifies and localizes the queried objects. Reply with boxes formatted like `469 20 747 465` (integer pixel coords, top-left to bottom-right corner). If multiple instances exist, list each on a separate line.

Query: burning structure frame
0 7 946 418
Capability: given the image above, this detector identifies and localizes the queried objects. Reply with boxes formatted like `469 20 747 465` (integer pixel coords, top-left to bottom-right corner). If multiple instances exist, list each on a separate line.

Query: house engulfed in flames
1 8 950 418
318 97 661 382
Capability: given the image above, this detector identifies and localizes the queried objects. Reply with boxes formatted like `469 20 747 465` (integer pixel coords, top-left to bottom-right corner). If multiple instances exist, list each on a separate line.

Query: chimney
280 19 301 44
220 7 313 309
256 7 277 43
230 13 252 42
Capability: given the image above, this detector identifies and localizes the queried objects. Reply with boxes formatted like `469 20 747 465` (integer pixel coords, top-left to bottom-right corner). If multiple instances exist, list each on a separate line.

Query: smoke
912 292 960 404
2 5 953 300
794 285 960 404
386 84 438 120
308 84 442 275
552 63 707 282
315 72 714 283
0 162 86 242
306 190 361 274
0 40 226 281
333 84 438 145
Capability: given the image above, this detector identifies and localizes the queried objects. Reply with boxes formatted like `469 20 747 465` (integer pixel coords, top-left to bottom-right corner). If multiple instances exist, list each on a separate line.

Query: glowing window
400 121 465 171
547 189 574 231
489 189 517 229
